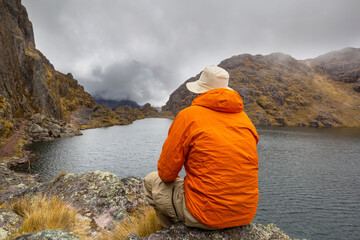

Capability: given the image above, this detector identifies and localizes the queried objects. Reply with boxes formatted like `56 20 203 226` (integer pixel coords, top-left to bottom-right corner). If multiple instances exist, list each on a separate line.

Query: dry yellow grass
102 207 162 240
1 194 91 239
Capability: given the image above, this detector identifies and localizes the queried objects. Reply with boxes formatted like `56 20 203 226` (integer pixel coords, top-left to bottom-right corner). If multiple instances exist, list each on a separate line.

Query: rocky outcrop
0 209 23 239
0 171 146 230
0 0 96 121
0 96 14 142
309 47 360 84
13 229 79 240
26 113 81 141
0 0 165 145
162 75 199 117
140 103 160 118
126 222 292 240
0 171 146 238
113 105 145 123
0 0 97 143
0 170 294 239
0 158 39 190
162 49 360 127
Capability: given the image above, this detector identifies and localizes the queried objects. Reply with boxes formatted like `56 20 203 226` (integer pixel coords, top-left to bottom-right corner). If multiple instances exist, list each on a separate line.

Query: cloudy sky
23 0 360 106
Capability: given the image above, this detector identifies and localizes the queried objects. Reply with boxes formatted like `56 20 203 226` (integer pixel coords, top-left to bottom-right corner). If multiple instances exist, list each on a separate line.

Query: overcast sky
23 0 360 106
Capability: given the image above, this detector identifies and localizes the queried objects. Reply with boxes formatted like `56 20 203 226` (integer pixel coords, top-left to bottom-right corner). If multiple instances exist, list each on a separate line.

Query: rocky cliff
0 0 96 120
162 48 360 127
0 0 161 146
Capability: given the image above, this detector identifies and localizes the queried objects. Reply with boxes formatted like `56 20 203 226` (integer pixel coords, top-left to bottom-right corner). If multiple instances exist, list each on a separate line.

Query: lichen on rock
0 169 297 239
125 222 293 240
0 209 23 239
0 171 146 230
13 229 79 240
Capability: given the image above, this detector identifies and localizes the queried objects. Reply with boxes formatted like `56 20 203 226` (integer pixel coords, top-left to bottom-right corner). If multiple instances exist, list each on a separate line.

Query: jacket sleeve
158 111 190 182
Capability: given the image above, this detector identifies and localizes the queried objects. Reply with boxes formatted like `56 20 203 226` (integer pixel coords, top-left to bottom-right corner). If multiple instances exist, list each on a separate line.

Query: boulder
27 115 82 141
0 209 23 239
0 160 39 194
13 229 79 240
309 121 319 128
30 114 46 124
28 124 44 134
125 222 293 240
49 128 61 138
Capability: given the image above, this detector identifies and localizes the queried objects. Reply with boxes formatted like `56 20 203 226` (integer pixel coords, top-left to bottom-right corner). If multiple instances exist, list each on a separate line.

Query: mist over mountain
163 48 360 127
95 98 141 109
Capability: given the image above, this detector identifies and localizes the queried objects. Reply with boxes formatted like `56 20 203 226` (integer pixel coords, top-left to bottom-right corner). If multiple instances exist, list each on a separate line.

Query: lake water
27 118 360 240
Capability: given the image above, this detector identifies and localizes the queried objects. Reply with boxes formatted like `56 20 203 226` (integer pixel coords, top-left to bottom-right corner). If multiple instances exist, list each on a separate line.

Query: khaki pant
143 172 215 229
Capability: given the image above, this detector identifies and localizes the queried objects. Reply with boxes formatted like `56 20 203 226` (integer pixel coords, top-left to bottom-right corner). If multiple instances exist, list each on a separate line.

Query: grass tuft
2 194 90 239
102 207 162 240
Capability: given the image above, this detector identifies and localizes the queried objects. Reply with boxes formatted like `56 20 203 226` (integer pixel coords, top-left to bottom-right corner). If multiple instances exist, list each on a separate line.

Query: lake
27 118 360 240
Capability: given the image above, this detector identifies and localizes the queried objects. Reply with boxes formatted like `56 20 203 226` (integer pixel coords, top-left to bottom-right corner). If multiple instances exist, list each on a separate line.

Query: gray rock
28 124 44 133
0 160 38 199
133 222 293 240
126 232 142 240
30 114 46 124
2 171 146 229
309 121 319 128
63 124 82 136
38 131 50 139
51 123 62 131
13 229 79 240
27 115 82 141
0 209 23 239
49 128 61 138
48 123 62 137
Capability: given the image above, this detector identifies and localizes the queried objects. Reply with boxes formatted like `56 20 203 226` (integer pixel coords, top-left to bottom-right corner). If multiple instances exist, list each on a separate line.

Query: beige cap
186 65 232 94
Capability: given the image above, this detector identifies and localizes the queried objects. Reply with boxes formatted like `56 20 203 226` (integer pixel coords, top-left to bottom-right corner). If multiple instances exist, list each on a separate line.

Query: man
144 65 259 229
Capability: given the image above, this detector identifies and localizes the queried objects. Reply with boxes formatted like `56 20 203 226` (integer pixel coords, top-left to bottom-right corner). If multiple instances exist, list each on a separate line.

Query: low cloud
85 60 172 106
23 0 360 106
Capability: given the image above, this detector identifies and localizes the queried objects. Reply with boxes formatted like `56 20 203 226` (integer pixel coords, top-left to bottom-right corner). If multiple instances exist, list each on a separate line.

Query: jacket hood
191 88 244 113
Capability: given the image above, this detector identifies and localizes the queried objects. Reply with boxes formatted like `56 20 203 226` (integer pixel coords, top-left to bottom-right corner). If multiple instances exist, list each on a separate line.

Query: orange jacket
158 88 259 229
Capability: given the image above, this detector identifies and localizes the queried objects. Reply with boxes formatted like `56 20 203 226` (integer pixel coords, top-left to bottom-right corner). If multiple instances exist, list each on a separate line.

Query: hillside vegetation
162 48 360 127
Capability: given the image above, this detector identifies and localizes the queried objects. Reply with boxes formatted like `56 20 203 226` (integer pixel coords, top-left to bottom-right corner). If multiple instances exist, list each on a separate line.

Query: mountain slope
162 49 360 127
0 0 160 146
95 98 141 109
0 0 96 120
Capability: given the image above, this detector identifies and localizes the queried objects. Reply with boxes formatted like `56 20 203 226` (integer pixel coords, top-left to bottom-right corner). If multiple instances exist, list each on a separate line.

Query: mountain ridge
95 98 141 109
162 48 360 127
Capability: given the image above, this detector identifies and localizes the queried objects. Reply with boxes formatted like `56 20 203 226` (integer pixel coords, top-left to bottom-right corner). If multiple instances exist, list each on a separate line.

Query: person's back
158 88 259 228
144 65 259 229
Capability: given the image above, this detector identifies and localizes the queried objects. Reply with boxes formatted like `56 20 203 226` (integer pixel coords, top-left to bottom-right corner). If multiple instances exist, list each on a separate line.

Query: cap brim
186 81 233 94
186 81 209 94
